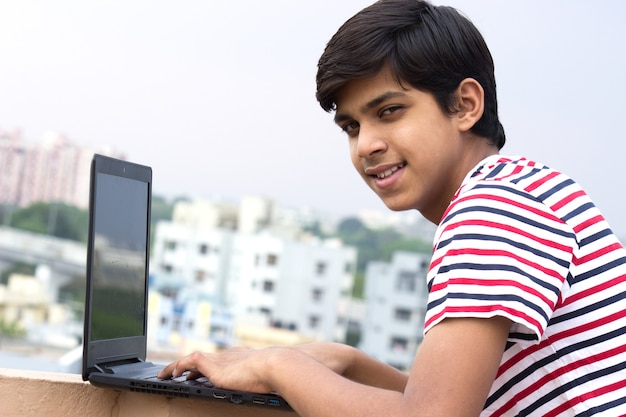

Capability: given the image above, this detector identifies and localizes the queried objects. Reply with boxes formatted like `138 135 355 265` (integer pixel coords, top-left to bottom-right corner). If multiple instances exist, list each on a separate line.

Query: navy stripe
472 182 538 201
426 292 549 324
510 166 547 185
517 360 626 416
506 333 537 344
570 256 626 285
536 177 575 201
483 162 507 179
485 324 626 410
576 395 626 416
436 232 571 270
437 261 561 296
561 201 596 223
549 290 626 326
579 227 613 247
441 204 575 241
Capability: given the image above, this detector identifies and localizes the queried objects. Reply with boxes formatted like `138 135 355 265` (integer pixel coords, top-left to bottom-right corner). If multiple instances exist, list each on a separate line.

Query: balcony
0 368 299 417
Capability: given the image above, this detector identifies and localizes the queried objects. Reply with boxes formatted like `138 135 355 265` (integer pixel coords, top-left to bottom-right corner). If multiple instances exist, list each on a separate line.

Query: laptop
81 153 290 409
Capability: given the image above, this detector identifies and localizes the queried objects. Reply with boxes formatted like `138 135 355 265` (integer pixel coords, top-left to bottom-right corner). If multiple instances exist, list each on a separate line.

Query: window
309 315 320 329
316 261 327 275
390 337 408 352
263 280 275 292
165 240 177 250
312 288 324 302
267 254 278 266
394 308 412 321
396 270 417 292
162 264 173 273
344 262 352 273
198 243 209 254
195 270 206 282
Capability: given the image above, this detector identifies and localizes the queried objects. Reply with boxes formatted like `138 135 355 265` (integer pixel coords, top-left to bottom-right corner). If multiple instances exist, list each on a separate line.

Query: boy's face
334 67 473 223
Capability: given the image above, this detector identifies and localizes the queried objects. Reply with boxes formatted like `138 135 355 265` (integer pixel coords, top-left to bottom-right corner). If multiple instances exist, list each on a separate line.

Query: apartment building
359 251 430 371
150 198 357 344
0 130 123 209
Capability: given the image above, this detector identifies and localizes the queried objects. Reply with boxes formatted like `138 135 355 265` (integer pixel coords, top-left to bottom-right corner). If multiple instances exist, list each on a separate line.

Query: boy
159 1 626 415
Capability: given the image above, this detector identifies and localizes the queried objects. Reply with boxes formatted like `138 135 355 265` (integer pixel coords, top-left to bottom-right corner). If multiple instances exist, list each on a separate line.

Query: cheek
349 140 360 169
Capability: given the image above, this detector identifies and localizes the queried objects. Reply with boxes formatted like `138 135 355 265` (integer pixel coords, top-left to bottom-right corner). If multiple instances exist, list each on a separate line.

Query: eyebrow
334 91 408 125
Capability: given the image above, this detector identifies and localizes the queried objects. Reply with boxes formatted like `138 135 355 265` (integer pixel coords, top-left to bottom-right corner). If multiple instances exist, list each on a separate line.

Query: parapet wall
0 368 297 417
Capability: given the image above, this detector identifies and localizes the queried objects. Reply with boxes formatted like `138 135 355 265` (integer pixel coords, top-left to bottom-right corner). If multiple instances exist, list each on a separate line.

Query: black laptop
81 153 290 409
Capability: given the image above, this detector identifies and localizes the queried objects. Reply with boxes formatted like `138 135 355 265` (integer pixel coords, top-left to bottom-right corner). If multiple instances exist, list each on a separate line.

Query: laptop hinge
97 358 146 374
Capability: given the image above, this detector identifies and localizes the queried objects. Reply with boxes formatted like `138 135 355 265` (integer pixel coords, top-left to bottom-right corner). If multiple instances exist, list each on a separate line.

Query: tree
335 217 432 299
8 202 88 242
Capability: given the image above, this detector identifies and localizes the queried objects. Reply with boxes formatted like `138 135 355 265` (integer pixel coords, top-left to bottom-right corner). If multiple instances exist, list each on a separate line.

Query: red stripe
451 192 564 224
497 308 626 377
441 247 565 283
524 170 560 193
562 274 626 306
425 304 542 333
550 190 586 212
545 379 626 417
492 344 626 417
573 214 604 234
574 242 624 266
430 277 555 308
442 218 573 253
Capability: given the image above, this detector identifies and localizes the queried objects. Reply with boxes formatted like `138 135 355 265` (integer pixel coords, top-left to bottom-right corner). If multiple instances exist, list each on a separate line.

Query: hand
157 347 276 394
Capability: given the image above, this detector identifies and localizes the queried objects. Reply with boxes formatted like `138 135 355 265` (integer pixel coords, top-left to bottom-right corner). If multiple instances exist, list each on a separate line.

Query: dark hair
316 0 505 149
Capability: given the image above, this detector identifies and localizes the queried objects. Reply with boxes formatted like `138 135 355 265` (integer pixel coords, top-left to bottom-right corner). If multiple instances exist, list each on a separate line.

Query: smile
376 163 406 179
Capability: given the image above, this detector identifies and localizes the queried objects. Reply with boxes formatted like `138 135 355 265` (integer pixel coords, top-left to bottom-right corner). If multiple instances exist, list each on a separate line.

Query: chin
380 197 415 212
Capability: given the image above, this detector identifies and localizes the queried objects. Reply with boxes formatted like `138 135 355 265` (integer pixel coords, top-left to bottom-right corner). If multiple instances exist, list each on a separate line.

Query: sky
1 1 626 236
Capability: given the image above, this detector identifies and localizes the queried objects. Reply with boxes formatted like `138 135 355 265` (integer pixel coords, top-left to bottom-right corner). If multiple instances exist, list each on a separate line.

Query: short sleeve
424 183 576 345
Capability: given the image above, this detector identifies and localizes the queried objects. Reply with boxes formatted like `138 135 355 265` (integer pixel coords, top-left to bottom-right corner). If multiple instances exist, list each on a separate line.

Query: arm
289 342 408 392
158 316 510 417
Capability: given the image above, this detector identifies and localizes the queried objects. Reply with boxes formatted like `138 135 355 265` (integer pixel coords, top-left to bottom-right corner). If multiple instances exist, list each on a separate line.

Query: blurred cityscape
0 129 436 374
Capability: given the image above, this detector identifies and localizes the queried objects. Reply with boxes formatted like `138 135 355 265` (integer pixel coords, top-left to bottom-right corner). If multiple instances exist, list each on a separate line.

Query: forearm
267 347 407 417
291 342 408 392
341 345 408 391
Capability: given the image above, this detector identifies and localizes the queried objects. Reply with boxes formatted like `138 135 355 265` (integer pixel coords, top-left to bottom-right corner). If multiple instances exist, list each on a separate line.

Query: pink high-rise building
0 129 124 209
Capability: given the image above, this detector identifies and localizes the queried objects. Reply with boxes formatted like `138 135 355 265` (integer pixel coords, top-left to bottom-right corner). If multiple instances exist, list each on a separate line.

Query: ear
455 78 484 132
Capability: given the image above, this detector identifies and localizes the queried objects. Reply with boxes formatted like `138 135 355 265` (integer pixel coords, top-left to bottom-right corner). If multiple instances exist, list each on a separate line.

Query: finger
186 370 204 380
171 352 209 377
157 362 176 379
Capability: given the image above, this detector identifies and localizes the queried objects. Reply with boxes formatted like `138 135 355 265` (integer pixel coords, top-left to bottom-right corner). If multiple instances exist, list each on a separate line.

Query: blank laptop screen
91 172 149 341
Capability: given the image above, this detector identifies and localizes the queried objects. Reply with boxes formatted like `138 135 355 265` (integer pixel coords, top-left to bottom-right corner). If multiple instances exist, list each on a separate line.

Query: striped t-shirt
424 155 626 416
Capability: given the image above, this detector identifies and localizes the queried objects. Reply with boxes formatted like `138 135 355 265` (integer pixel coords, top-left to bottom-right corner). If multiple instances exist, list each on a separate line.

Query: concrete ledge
0 368 298 417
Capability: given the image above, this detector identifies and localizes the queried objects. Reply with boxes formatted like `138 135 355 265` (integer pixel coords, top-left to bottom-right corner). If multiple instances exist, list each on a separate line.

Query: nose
355 124 387 158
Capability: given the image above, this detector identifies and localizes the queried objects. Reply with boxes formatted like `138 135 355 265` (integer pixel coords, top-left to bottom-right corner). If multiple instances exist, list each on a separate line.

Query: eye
380 105 403 117
341 121 360 135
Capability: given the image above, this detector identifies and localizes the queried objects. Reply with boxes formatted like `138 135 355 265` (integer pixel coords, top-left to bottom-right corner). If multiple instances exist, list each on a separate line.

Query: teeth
377 164 403 179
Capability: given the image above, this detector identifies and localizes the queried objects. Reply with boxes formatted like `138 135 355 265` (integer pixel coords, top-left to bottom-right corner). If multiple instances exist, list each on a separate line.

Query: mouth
373 163 406 179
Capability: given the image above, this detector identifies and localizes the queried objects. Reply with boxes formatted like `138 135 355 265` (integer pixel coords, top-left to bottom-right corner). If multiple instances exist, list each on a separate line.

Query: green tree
8 202 88 242
0 262 36 285
335 217 431 299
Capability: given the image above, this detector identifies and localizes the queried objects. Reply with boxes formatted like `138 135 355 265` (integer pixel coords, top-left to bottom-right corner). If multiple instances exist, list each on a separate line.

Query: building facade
150 198 357 345
0 129 123 209
359 251 430 371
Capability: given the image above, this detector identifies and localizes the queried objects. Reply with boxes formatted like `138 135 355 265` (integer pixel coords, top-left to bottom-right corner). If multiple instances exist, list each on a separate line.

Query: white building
150 198 357 344
226 232 355 342
359 251 430 371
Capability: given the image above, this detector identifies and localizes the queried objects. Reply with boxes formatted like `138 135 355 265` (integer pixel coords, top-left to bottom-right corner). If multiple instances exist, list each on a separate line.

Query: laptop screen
83 154 153 380
91 172 149 340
